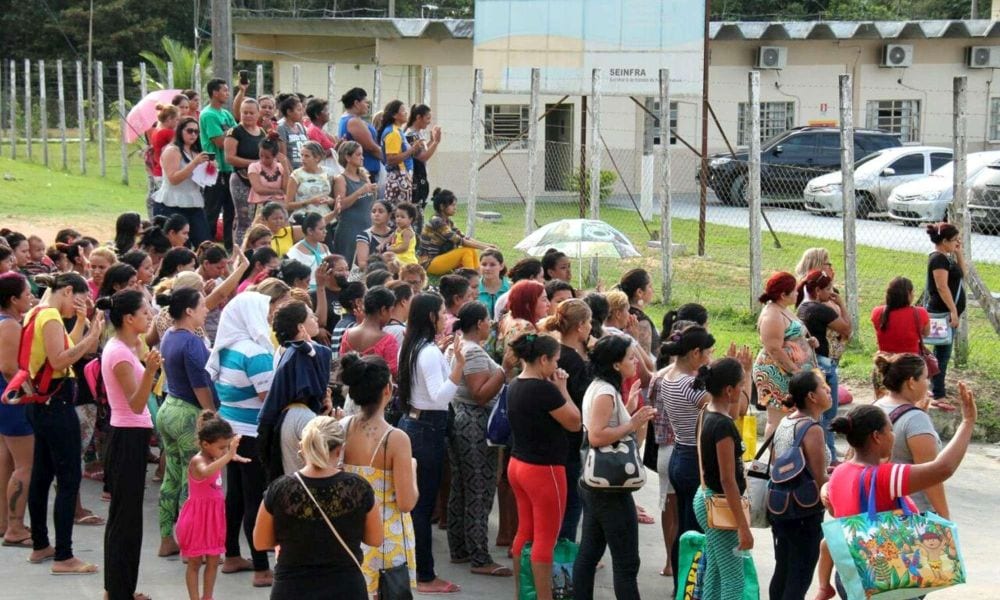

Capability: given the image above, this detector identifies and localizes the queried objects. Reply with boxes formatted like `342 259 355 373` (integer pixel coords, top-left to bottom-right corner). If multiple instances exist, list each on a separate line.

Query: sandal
51 562 99 575
74 514 105 526
471 564 512 577
416 579 461 594
930 399 957 412
2 536 32 547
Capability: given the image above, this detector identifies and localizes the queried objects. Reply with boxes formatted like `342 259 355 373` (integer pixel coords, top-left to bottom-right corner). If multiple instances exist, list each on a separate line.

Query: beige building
234 15 1000 197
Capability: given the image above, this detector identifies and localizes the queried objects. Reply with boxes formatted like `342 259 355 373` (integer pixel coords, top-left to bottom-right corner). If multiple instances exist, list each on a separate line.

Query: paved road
3 441 998 599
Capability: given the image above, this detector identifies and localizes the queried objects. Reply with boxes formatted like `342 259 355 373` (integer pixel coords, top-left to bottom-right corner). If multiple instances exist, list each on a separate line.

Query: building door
545 104 573 191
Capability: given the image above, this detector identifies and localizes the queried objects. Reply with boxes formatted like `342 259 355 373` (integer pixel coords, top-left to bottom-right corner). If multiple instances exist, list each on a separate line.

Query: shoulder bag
581 386 646 492
912 308 940 378
696 410 750 530
765 419 823 522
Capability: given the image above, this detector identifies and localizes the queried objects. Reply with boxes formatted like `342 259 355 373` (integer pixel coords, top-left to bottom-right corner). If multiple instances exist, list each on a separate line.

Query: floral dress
752 310 817 409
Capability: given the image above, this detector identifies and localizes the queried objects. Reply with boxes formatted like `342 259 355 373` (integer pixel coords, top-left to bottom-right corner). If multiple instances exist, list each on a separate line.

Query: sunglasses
184 128 200 134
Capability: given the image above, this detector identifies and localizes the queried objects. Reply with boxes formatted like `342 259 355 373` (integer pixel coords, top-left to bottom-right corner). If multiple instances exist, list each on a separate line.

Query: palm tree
132 36 212 91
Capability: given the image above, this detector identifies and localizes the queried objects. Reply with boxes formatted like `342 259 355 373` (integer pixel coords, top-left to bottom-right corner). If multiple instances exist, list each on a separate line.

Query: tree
134 37 213 91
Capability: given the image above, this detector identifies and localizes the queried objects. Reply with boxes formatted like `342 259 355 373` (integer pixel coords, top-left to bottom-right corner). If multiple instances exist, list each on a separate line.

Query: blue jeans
817 355 840 461
668 443 702 588
931 341 954 400
558 452 583 541
573 486 640 600
398 410 449 583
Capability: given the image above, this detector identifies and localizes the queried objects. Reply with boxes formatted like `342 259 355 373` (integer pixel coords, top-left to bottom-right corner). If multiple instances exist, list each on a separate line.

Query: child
383 202 418 267
176 411 248 600
22 235 55 276
247 138 287 221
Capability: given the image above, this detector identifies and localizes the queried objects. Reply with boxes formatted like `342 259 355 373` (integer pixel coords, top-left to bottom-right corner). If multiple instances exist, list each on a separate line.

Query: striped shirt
215 339 274 437
661 374 708 447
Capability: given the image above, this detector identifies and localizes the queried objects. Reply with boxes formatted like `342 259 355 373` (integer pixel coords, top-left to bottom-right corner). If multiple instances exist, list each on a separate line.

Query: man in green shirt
200 78 237 250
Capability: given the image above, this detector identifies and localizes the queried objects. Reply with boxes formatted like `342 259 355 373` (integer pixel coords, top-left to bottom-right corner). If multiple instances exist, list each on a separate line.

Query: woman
620 268 659 358
1 231 34 296
872 353 949 517
418 189 497 277
224 97 266 246
542 249 572 283
258 96 278 131
242 224 275 254
754 272 818 436
121 250 155 290
339 286 400 377
796 269 852 463
478 249 509 320
277 95 309 170
97 290 161 600
207 292 278 588
0 273 34 547
260 202 304 258
340 353 419 594
603 290 655 392
162 214 190 249
152 247 196 286
378 100 424 205
253 416 382 599
87 247 116 301
691 357 753 600
825 392 976 597
507 333 581 597
794 247 834 281
448 302 511 576
147 104 179 219
439 274 472 334
332 141 379 266
383 281 412 346
768 370 831 600
155 287 216 558
171 93 192 119
24 273 104 573
925 222 966 404
493 258 544 319
573 335 657 600
156 117 212 247
247 139 287 217
137 227 170 274
305 98 338 161
354 199 395 273
540 299 593 541
114 213 142 257
285 212 332 290
404 104 442 214
871 277 931 397
658 325 714 583
286 141 337 230
337 87 384 181
397 293 466 594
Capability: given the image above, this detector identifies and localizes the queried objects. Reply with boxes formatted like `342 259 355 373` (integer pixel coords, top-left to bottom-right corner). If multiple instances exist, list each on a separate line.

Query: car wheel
856 192 877 219
727 175 749 207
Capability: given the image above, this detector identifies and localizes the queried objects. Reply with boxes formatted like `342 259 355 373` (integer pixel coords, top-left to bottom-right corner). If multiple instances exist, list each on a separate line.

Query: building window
990 98 1000 141
738 101 795 145
866 99 921 143
645 100 679 147
485 104 529 149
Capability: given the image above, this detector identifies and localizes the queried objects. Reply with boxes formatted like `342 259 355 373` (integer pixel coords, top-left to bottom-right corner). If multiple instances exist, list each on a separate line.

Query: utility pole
212 0 233 98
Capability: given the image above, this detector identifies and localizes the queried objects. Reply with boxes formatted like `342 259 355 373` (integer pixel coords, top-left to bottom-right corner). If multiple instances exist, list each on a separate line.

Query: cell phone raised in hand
239 70 250 86
204 152 216 161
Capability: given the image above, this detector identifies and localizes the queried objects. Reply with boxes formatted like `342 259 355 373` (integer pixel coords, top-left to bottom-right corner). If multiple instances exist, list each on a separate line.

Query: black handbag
378 430 413 600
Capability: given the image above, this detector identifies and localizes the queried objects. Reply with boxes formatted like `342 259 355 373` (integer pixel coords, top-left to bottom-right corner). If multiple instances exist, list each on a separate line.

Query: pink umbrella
124 89 183 143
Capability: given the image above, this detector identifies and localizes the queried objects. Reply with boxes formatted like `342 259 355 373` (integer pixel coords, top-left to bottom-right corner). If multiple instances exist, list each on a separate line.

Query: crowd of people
0 73 981 600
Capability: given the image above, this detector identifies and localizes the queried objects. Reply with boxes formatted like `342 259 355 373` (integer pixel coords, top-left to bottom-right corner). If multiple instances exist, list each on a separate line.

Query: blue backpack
766 419 823 522
486 384 511 447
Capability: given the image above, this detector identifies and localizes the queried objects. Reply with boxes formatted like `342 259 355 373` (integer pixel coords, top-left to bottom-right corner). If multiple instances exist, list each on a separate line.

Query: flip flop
74 514 105 526
51 562 99 575
471 564 512 577
2 537 32 547
417 581 461 594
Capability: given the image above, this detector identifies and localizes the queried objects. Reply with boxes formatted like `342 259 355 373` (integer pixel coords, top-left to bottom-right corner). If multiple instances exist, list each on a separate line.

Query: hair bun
339 352 365 386
691 365 711 391
94 296 114 311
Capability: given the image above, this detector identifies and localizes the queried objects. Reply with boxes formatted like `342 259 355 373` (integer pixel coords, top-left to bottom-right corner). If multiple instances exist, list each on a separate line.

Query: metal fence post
326 64 336 137
748 71 763 316
524 68 540 237
57 60 67 170
466 69 483 237
7 61 13 159
193 61 202 97
422 66 432 106
953 76 970 365
658 69 672 304
255 64 264 98
96 60 106 177
166 62 174 89
588 68 602 285
38 60 48 167
117 61 128 185
139 62 148 99
23 59 31 160
76 61 85 173
373 66 382 113
292 64 300 94
839 74 859 332
0 59 4 156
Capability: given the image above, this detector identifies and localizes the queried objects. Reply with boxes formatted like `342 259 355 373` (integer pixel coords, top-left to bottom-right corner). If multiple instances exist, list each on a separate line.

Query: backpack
888 403 922 425
1 310 68 405
766 419 823 522
486 384 511 447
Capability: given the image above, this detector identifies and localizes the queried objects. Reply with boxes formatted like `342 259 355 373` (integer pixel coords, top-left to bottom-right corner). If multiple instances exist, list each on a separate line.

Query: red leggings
508 456 567 564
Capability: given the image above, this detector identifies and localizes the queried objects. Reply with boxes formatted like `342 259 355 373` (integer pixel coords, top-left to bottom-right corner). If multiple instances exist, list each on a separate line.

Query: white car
803 146 953 218
887 151 1000 223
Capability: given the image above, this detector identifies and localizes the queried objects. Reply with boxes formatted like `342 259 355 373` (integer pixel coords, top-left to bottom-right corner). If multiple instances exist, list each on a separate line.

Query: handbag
519 539 577 600
696 410 750 530
822 465 966 599
765 419 823 522
378 430 413 600
746 430 774 529
580 387 646 492
922 267 961 347
642 376 664 470
486 384 511 447
2 309 67 405
674 531 760 600
911 309 940 378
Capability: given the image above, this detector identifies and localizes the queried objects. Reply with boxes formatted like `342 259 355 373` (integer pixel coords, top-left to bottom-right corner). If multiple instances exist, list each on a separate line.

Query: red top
827 462 917 518
151 128 175 177
339 330 400 377
870 305 929 354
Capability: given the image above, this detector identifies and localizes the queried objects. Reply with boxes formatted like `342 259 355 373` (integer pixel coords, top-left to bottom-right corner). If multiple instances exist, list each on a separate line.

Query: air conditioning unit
968 46 1000 68
756 46 787 70
881 44 913 68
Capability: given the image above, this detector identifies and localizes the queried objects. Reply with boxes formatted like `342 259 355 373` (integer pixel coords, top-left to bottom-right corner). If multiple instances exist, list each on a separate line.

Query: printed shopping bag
675 531 759 600
736 413 758 462
822 466 966 600
519 539 577 600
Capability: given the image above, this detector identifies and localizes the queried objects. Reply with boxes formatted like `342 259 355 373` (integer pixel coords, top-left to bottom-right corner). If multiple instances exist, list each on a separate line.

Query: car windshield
854 151 885 169
932 154 998 179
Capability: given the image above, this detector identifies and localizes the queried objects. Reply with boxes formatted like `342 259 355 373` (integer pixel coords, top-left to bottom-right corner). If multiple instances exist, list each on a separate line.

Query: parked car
803 146 952 218
969 161 1000 233
887 151 1000 223
700 126 901 206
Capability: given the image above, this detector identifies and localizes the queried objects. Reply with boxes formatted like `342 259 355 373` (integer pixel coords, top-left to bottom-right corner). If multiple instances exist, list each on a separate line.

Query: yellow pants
426 247 479 276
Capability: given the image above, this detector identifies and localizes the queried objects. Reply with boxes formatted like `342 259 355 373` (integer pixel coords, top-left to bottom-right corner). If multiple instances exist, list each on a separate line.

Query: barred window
866 99 921 144
990 98 1000 141
484 104 529 150
738 101 795 145
645 100 679 146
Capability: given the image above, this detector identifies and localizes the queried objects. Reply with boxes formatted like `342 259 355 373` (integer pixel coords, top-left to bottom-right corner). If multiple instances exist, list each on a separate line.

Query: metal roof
232 16 1000 41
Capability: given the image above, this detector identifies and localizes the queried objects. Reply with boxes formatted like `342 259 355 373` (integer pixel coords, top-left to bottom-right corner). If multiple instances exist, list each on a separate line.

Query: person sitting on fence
417 189 497 277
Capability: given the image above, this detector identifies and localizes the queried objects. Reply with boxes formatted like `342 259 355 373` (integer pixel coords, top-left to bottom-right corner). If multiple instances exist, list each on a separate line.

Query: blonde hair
605 290 630 316
249 277 290 304
155 103 179 124
795 248 830 279
338 140 361 168
242 224 272 250
153 270 205 296
399 263 427 286
541 298 591 334
287 287 313 307
299 416 345 470
90 247 117 265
